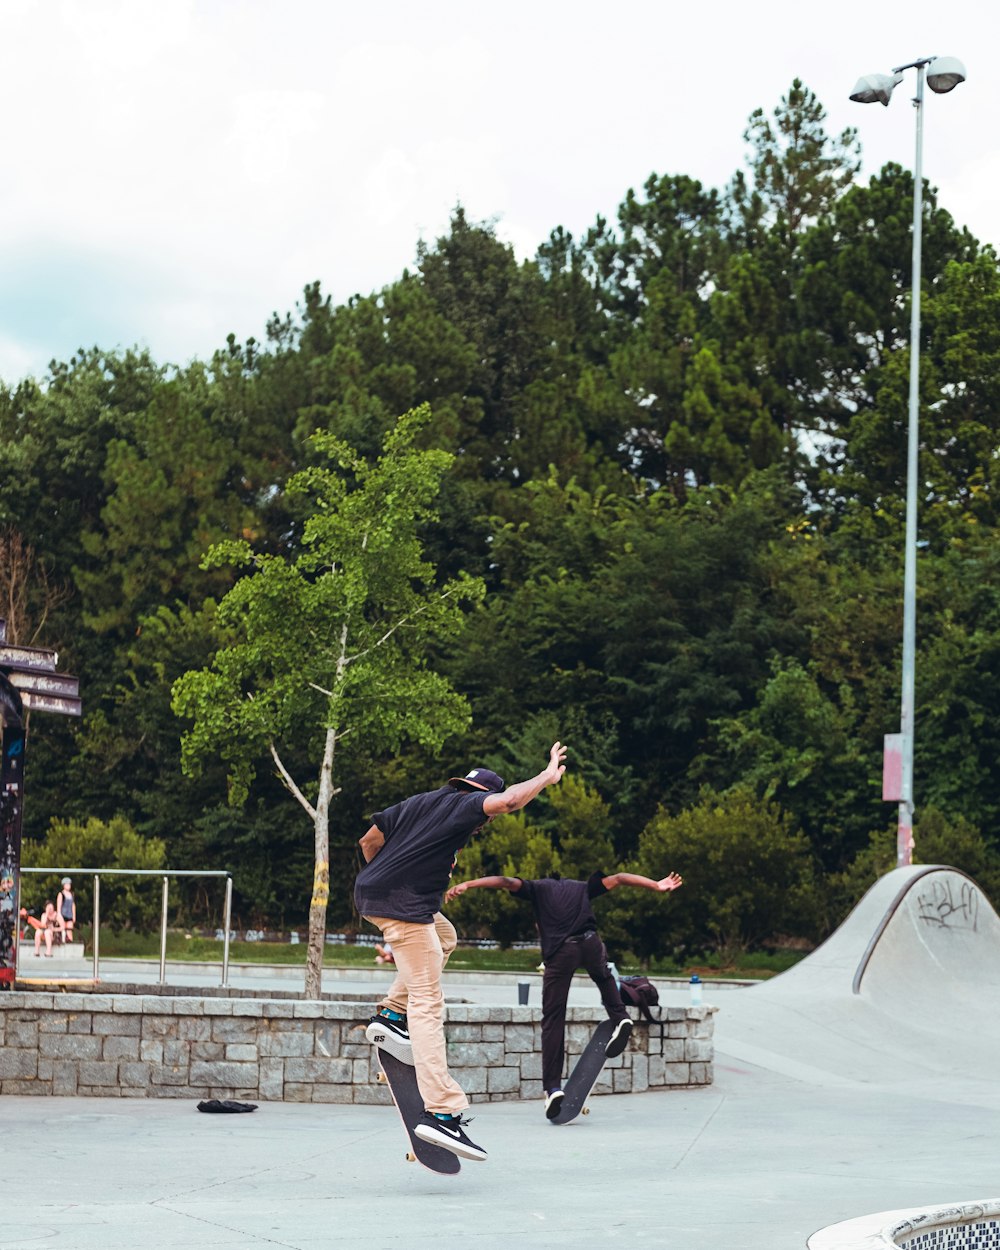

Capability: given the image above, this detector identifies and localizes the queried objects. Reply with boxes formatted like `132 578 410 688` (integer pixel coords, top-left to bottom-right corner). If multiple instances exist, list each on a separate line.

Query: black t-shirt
511 872 609 960
354 786 489 923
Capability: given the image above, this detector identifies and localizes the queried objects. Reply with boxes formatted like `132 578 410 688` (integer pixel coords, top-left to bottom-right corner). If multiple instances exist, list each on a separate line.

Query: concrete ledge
19 942 85 961
0 991 716 1102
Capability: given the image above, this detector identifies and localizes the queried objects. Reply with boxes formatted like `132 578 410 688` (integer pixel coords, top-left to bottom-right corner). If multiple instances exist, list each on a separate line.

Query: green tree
734 78 859 237
707 656 873 872
919 252 1000 541
0 526 71 648
596 483 804 831
581 174 727 489
798 164 978 503
908 542 1000 835
76 372 261 640
22 815 167 933
446 813 560 949
0 349 163 577
912 807 1000 905
172 404 483 996
826 807 1000 930
545 774 616 878
613 787 819 962
709 82 861 474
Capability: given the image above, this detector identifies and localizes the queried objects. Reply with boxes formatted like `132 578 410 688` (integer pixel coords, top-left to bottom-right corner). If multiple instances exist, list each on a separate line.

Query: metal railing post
222 875 233 987
159 876 169 984
14 873 22 968
92 874 100 980
21 867 233 986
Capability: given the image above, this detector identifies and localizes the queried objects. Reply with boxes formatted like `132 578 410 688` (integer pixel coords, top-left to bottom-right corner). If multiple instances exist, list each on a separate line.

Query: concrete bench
19 925 83 960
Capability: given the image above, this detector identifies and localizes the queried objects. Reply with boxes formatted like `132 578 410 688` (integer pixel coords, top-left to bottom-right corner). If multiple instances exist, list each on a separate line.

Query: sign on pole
882 733 904 802
0 620 82 984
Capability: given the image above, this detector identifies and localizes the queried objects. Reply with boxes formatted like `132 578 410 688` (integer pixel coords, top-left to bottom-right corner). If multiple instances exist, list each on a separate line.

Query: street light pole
849 56 966 868
898 60 925 870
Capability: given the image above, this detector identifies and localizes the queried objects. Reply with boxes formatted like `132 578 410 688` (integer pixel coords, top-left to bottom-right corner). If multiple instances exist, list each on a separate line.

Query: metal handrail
18 868 234 986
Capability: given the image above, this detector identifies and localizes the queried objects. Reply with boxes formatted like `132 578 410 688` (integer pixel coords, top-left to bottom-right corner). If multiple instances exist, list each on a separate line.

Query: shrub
601 785 820 963
22 815 168 933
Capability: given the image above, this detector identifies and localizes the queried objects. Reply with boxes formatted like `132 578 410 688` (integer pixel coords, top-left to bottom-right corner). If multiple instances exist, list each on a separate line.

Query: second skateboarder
446 867 683 1119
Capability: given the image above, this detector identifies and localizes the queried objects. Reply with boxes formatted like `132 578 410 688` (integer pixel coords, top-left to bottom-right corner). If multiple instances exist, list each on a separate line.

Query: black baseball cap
447 767 505 794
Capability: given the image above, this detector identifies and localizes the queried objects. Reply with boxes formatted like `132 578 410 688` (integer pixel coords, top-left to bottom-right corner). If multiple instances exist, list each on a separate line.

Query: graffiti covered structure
0 619 81 986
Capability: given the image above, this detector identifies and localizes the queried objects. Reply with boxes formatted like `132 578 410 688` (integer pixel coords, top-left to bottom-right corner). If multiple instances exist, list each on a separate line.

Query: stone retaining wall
0 991 715 1102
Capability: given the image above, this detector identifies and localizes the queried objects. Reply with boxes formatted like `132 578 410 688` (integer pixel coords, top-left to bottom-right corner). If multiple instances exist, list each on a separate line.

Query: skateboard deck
374 1047 461 1175
550 1017 618 1125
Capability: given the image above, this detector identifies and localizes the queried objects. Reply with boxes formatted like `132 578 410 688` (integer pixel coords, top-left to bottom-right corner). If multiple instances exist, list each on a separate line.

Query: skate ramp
712 865 1000 1093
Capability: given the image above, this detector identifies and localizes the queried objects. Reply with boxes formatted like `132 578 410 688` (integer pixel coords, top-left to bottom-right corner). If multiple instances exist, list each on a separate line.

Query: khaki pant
366 912 466 1115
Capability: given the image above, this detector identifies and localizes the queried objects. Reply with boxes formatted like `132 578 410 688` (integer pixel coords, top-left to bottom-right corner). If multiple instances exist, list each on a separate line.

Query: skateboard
550 1017 618 1125
374 1047 461 1175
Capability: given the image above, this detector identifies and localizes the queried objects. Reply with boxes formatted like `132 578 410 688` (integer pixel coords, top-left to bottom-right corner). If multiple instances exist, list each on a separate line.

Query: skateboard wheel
582 1107 590 1115
377 1072 387 1082
406 1152 416 1162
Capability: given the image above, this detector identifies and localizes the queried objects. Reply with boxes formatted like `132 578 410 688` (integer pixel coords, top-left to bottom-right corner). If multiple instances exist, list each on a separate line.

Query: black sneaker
413 1113 487 1161
544 1089 565 1120
365 1011 413 1064
605 1017 633 1059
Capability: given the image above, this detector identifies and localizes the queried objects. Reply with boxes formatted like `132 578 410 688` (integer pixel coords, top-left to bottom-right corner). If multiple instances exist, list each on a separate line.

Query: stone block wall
0 991 716 1102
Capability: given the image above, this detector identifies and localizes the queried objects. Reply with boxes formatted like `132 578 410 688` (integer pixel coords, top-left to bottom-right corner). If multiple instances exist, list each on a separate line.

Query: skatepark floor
11 865 1000 1250
9 1050 1000 1250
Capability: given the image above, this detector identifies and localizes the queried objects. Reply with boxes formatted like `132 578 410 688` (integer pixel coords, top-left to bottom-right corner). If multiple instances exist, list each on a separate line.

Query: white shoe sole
544 1092 565 1120
365 1020 414 1065
413 1123 487 1161
605 1020 633 1058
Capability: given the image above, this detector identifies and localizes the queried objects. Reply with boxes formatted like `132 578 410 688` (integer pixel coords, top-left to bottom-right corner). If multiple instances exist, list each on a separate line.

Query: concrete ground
9 865 1000 1250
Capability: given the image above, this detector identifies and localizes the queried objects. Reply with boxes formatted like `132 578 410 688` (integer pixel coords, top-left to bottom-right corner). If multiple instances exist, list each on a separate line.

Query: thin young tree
172 404 483 996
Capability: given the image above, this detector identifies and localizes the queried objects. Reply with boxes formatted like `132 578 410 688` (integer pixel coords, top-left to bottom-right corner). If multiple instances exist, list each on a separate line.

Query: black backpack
618 975 661 1023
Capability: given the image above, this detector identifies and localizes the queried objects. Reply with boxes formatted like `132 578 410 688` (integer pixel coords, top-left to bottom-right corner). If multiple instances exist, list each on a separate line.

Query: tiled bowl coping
0 990 716 1103
808 1200 1000 1249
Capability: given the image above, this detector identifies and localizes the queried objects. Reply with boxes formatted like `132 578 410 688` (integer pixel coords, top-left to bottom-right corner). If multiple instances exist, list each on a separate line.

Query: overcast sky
0 0 994 384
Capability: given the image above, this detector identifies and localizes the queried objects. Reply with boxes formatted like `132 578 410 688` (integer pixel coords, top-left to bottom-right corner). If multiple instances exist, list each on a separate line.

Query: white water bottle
689 974 703 1006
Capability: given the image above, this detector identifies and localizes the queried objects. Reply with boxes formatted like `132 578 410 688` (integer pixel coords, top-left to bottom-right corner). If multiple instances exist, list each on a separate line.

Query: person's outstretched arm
445 875 522 902
482 742 567 815
602 871 683 893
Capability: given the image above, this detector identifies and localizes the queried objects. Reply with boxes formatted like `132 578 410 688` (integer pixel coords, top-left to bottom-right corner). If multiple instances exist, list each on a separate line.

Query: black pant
541 931 628 1092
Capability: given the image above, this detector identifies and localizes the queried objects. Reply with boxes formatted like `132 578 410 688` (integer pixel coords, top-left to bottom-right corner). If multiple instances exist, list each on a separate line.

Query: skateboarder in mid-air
355 742 568 1162
446 868 683 1119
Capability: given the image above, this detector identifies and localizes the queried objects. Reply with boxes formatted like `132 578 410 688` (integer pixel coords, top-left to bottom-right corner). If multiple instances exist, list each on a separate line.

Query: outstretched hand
657 872 683 892
444 882 466 903
547 741 567 783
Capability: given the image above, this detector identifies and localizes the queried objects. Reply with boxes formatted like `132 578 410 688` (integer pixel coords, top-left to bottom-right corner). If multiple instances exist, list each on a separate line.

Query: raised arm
445 875 522 902
602 871 683 893
482 742 567 816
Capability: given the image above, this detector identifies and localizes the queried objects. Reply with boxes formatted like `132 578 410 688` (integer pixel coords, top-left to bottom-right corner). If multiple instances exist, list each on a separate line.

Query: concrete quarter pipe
712 865 1000 1091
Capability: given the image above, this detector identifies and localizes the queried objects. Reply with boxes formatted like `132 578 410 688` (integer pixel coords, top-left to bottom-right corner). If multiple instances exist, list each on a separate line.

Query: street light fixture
850 56 966 868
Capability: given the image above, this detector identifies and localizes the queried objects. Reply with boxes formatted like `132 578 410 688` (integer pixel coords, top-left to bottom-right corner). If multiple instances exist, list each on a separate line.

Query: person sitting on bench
33 900 60 957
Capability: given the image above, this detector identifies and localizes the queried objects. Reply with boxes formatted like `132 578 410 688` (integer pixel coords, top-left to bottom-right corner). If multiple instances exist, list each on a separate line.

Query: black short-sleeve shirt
511 872 609 961
354 786 489 924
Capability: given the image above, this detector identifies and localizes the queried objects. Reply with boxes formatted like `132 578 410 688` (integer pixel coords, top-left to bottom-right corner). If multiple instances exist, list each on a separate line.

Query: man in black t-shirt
355 741 567 1162
446 867 683 1120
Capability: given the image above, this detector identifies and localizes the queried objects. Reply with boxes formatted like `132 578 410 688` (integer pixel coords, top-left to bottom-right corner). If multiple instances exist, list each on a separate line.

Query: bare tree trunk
304 726 336 999
0 527 69 645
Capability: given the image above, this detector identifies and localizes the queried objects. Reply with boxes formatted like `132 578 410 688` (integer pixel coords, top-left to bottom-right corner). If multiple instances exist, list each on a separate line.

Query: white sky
0 0 995 384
